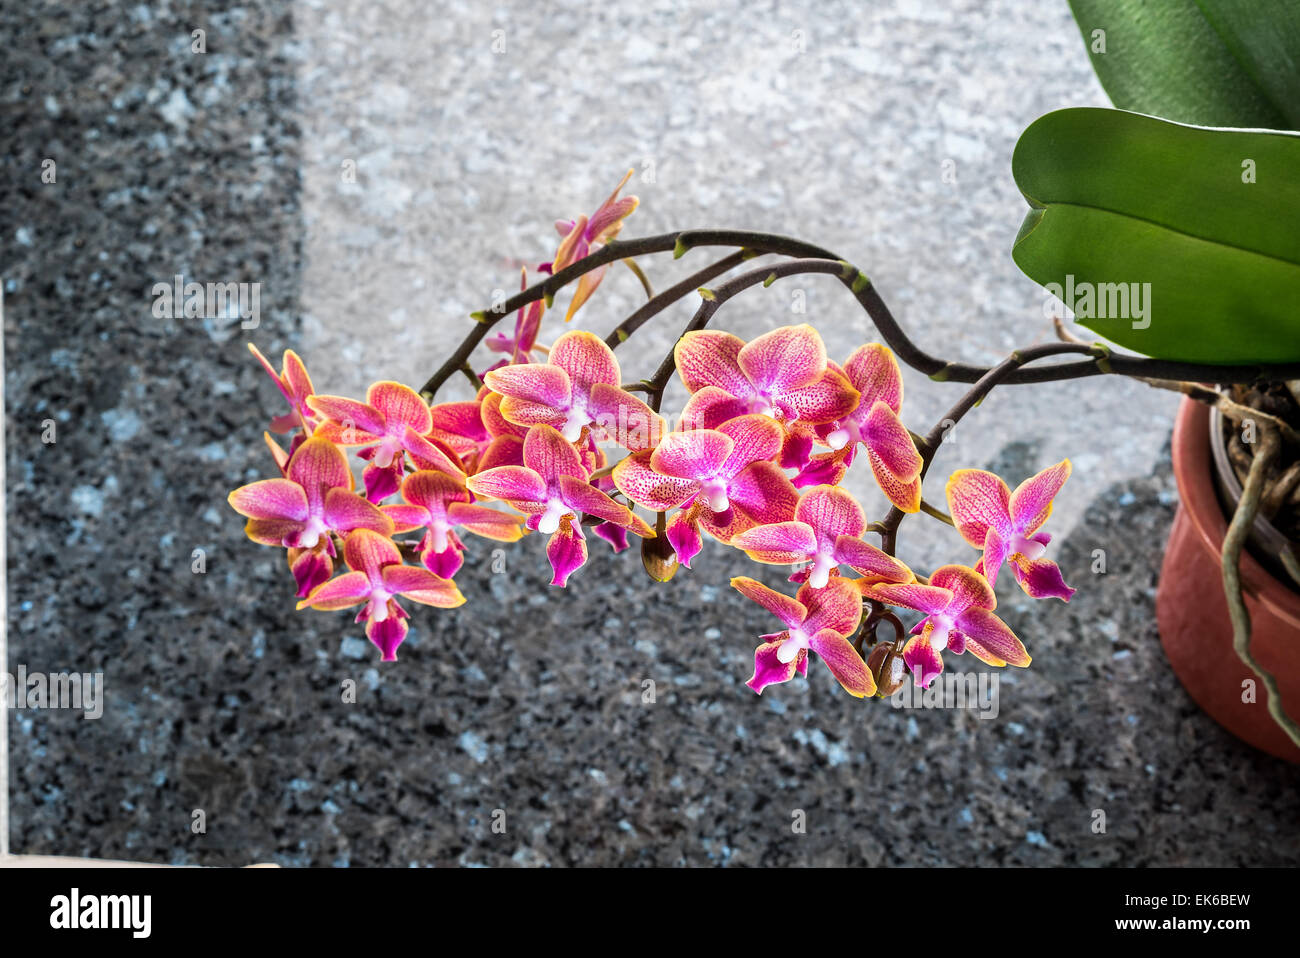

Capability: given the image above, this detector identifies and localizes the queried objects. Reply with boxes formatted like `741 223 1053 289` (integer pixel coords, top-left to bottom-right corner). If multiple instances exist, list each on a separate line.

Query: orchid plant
229 171 1300 700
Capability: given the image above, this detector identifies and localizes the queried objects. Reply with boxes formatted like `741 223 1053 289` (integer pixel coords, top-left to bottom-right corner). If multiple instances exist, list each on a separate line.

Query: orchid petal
587 382 666 451
447 501 526 541
809 628 876 698
477 435 524 471
731 576 808 630
746 640 802 694
862 400 922 482
485 363 573 411
228 478 309 522
550 330 621 397
367 381 432 433
833 534 912 584
523 423 588 483
465 465 549 510
731 521 818 564
612 451 699 511
869 449 922 513
674 330 754 396
666 509 704 567
945 469 1013 549
558 475 635 527
1009 459 1071 536
322 487 395 535
342 527 402 578
929 564 997 612
795 485 867 543
858 580 952 615
381 564 466 607
737 324 825 393
367 614 408 662
297 570 371 611
981 525 1012 589
902 630 945 688
1010 556 1076 602
726 461 800 527
680 386 758 431
953 607 1030 666
844 343 903 413
717 414 784 477
308 396 386 438
782 367 860 425
797 578 862 637
650 429 734 480
382 504 430 533
287 435 355 503
546 517 587 586
402 470 470 513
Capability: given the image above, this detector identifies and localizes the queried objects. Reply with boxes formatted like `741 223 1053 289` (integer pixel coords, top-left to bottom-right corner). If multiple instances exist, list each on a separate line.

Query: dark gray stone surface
5 1 1297 867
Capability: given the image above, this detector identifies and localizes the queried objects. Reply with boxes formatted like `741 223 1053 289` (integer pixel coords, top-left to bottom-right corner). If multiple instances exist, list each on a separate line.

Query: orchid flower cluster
229 173 1076 696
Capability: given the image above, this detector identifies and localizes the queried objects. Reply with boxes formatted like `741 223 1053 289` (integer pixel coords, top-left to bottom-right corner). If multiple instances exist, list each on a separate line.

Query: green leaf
1067 0 1300 130
1011 108 1300 364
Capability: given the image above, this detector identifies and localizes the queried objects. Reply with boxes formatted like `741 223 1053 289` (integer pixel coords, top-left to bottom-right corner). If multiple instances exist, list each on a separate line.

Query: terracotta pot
1157 397 1300 762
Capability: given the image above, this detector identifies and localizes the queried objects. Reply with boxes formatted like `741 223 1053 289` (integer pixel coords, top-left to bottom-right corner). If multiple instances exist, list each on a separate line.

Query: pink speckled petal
549 330 621 400
366 614 409 662
650 429 734 480
726 461 800 526
868 449 922 513
558 475 635 527
945 469 1013 549
480 391 530 439
587 383 666 451
465 465 549 509
732 576 808 630
447 501 526 542
1009 459 1071 537
592 520 631 553
322 487 394 535
781 367 860 425
673 330 754 396
476 435 524 471
287 436 355 507
362 459 403 503
485 363 573 411
297 570 372 611
737 324 826 393
367 381 432 433
308 395 387 439
833 534 912 584
954 607 1030 666
731 521 818 564
341 527 402 578
858 580 952 615
612 450 699 511
523 423 588 483
793 447 852 489
797 578 862 637
382 564 466 607
862 400 921 482
794 485 867 544
929 564 997 612
228 478 309 522
718 414 784 477
809 628 876 698
382 504 430 534
402 469 469 514
680 386 757 431
288 547 332 599
746 639 802 694
980 525 1012 589
843 343 903 413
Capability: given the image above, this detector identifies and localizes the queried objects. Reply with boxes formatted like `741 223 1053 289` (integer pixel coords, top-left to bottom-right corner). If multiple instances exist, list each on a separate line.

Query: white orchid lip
371 434 404 469
927 613 955 652
808 550 838 589
430 519 451 555
777 628 811 664
537 498 570 535
561 407 591 442
296 515 329 549
700 477 730 513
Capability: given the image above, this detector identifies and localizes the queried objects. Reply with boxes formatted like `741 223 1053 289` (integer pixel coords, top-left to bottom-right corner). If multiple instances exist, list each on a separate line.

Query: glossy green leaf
1012 108 1300 363
1068 0 1300 129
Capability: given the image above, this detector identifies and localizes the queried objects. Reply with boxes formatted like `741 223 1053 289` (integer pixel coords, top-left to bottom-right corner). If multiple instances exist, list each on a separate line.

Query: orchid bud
641 532 679 583
867 642 906 696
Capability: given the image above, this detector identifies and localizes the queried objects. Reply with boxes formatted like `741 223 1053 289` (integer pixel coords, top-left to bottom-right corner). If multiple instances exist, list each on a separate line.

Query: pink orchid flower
249 343 315 434
732 576 875 697
466 423 652 586
484 330 665 450
227 436 394 596
309 381 465 502
675 325 860 435
860 565 1030 688
801 344 922 513
731 485 913 589
474 390 527 471
548 170 639 322
383 469 526 579
484 267 546 366
945 461 1075 601
426 399 490 462
612 414 799 567
298 528 465 661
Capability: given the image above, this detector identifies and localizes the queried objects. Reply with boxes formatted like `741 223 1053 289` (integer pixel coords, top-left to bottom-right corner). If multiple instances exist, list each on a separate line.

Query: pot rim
1172 397 1300 625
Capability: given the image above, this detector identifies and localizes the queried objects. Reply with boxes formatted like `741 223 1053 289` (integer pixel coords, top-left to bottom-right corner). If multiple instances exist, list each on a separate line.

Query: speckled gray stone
5 0 1297 866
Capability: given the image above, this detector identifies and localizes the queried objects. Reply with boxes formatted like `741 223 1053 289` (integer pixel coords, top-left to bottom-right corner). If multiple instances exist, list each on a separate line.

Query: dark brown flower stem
604 249 754 349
